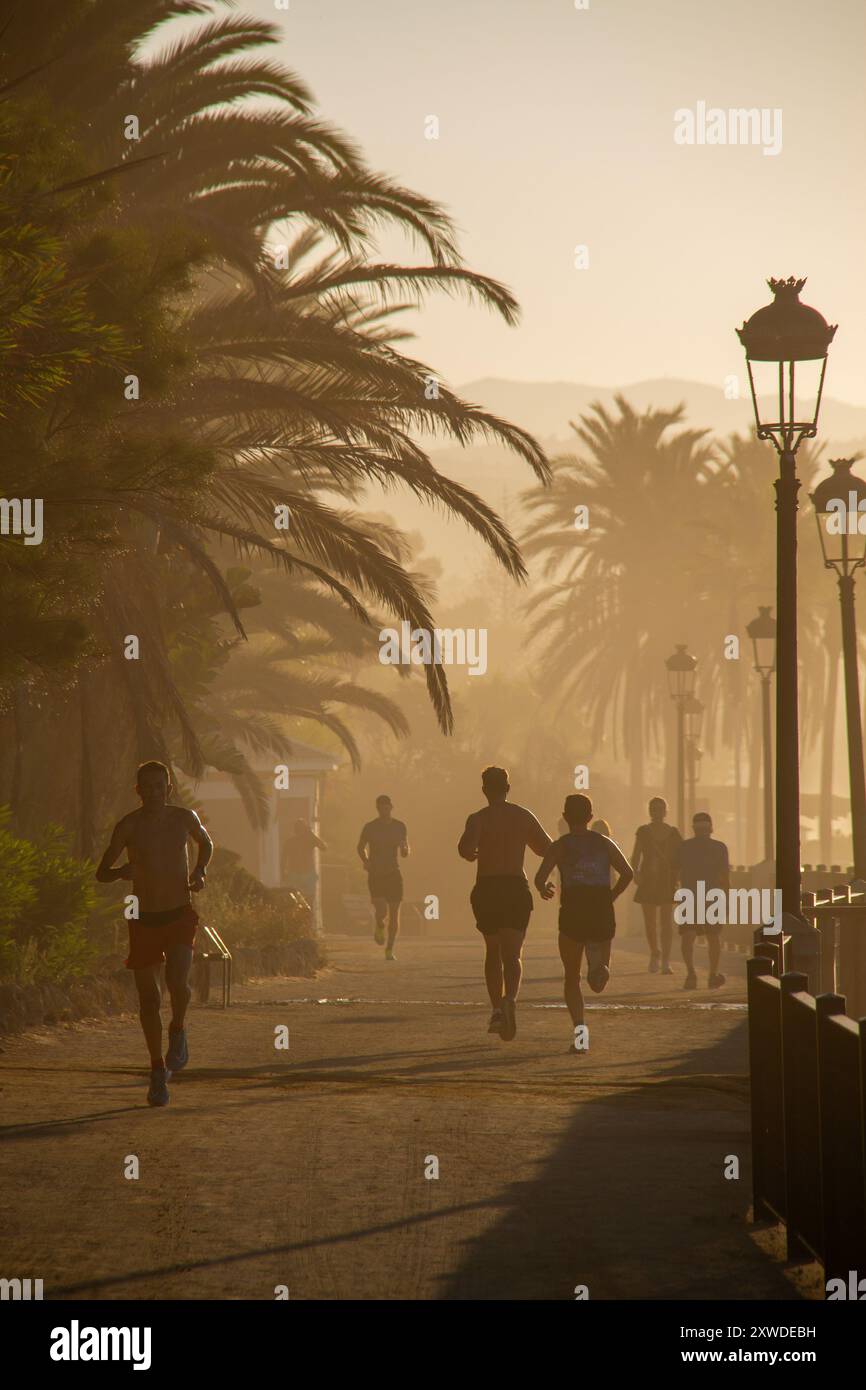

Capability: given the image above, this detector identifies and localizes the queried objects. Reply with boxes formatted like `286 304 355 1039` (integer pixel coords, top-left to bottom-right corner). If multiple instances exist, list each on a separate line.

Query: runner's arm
526 813 554 858
95 821 132 883
186 810 214 889
458 813 480 861
606 839 634 902
534 843 559 900
399 823 409 859
630 831 642 880
719 843 731 894
357 827 370 867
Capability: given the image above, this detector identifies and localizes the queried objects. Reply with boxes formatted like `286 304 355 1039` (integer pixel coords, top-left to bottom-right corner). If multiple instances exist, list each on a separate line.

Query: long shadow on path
440 1022 798 1301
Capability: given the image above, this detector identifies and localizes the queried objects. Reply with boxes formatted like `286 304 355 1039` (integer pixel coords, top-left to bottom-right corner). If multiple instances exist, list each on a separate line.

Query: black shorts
470 875 533 936
368 869 403 904
558 885 616 943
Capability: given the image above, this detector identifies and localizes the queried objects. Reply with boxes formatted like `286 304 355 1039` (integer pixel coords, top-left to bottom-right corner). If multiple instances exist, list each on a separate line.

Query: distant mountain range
457 376 866 455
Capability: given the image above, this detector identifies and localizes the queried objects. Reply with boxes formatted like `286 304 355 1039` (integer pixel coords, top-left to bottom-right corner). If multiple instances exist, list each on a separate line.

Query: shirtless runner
457 766 552 1041
96 761 214 1107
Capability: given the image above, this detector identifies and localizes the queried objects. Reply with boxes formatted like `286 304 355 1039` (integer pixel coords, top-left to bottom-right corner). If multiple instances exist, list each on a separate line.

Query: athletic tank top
558 832 611 889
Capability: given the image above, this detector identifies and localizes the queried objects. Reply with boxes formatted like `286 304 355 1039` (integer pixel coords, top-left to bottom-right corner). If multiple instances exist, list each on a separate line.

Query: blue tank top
558 832 611 889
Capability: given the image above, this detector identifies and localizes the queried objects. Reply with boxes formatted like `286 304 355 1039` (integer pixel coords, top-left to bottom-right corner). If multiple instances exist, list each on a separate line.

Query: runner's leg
483 935 504 1009
659 904 674 970
386 900 400 952
681 928 695 973
372 895 387 944
165 943 193 1032
558 933 585 1025
134 965 163 1065
498 926 524 1001
707 932 722 978
642 903 658 953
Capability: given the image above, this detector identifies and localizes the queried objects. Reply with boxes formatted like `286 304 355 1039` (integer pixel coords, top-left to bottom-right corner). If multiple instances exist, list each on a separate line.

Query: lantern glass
684 696 704 739
745 356 827 445
811 459 866 576
665 645 696 700
746 607 777 676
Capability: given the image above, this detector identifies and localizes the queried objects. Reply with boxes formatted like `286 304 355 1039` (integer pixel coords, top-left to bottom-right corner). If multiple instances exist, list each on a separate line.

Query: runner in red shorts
96 761 213 1107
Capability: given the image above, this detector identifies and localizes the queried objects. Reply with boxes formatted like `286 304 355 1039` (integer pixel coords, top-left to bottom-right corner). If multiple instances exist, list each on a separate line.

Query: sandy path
0 932 808 1300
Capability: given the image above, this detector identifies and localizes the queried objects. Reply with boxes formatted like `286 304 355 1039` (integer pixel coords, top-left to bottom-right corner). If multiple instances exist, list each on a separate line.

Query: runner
535 794 633 1052
95 760 213 1108
457 766 552 1041
677 811 729 991
631 797 682 975
357 795 409 960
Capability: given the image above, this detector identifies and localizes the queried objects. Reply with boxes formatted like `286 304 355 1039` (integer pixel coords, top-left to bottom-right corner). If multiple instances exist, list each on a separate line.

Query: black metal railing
193 923 232 1008
747 952 866 1284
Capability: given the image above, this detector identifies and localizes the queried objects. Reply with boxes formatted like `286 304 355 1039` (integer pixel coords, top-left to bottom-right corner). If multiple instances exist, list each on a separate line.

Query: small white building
186 739 339 934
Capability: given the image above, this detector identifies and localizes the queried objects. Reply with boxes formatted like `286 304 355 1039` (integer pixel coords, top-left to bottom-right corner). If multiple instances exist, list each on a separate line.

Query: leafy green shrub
0 807 101 982
202 847 312 950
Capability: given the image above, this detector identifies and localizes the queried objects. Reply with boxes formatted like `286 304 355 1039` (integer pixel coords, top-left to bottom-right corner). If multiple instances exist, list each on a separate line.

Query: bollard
785 912 822 994
780 974 822 1262
747 956 786 1223
816 995 866 1285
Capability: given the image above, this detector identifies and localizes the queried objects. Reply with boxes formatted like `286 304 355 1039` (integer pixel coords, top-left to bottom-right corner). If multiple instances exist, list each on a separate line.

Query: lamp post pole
811 458 866 879
760 671 773 863
677 700 686 833
747 607 776 866
775 447 801 913
737 277 836 917
666 645 697 834
838 572 866 876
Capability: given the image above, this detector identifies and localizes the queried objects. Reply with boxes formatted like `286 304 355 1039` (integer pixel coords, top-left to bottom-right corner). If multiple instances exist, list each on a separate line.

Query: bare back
459 801 552 880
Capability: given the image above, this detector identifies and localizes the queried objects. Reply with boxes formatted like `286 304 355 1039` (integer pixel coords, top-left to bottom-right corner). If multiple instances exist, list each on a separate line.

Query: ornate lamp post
665 644 697 832
737 277 836 915
811 458 866 878
746 607 777 864
684 695 705 824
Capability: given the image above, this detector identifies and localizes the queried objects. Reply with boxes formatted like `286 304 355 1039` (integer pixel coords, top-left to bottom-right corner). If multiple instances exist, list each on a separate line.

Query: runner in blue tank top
535 793 633 1052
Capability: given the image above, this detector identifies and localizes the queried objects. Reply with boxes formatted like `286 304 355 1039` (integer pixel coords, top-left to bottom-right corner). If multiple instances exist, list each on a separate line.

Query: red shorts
125 904 199 970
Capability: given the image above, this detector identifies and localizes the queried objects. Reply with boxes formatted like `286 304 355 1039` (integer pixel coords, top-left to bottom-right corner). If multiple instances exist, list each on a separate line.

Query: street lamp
811 458 866 877
665 644 697 832
684 695 705 823
746 606 777 865
737 276 837 916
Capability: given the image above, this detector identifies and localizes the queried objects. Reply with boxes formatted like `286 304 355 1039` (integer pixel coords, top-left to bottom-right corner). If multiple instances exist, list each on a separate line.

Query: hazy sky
232 0 866 403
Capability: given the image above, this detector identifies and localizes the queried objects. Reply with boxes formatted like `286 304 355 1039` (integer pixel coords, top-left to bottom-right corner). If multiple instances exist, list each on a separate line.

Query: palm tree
521 396 714 823
0 1 550 836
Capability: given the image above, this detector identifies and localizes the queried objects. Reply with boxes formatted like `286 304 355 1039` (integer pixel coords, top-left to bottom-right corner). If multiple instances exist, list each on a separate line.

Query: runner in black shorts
458 766 552 1041
535 793 633 1052
357 795 409 960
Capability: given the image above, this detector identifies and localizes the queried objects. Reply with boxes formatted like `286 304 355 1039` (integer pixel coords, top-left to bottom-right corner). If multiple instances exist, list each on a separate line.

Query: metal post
676 698 685 833
760 673 774 863
775 450 801 917
838 574 866 878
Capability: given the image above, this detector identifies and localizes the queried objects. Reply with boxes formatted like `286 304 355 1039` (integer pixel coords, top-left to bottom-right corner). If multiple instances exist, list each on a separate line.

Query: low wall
0 936 325 1037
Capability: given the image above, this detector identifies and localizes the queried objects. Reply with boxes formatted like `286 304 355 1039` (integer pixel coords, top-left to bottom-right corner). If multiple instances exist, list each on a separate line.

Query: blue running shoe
147 1067 170 1107
165 1027 189 1072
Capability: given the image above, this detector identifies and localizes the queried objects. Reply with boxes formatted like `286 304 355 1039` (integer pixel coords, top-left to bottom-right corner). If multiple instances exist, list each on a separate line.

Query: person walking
631 797 682 975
